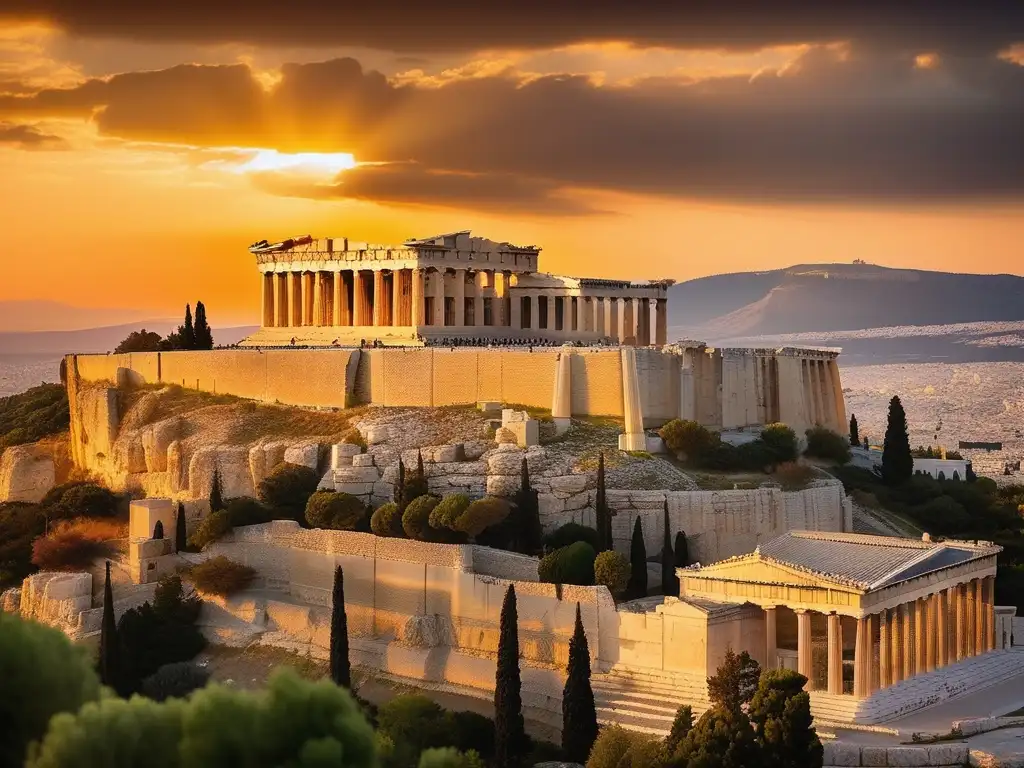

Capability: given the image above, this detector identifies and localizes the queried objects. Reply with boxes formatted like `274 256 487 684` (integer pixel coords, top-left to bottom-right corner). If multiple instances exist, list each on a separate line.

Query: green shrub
658 419 718 460
538 541 596 586
187 510 232 550
257 463 321 523
404 494 440 540
370 502 404 538
774 462 817 491
341 427 367 450
454 496 510 538
586 725 639 768
418 747 485 768
0 501 45 588
0 383 69 452
594 550 631 595
140 662 210 702
190 555 256 597
544 522 600 552
760 423 799 463
376 694 449 766
305 490 365 530
804 426 852 464
429 494 470 532
911 495 971 532
442 710 495 759
403 471 430 507
44 482 120 520
224 497 274 527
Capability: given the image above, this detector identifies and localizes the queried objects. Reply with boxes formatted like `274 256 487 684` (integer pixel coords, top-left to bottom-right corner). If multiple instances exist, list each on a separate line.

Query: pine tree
495 584 526 768
707 649 761 711
674 531 689 568
665 704 694 759
209 468 224 513
516 457 542 555
181 304 196 350
661 500 676 596
627 516 647 599
98 560 119 690
330 565 352 689
749 668 823 768
595 452 612 552
561 603 598 763
849 414 860 447
175 502 187 553
193 301 214 350
881 395 913 486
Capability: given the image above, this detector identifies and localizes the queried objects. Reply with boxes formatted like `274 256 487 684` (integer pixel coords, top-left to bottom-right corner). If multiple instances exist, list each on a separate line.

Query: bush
370 502 404 537
911 495 972 532
594 550 631 594
586 725 641 768
804 426 852 464
774 462 817 491
443 710 495 759
305 490 365 530
187 510 233 549
658 419 718 460
44 482 120 521
224 496 274 527
0 502 45 588
341 427 367 450
760 423 799 463
404 494 441 540
190 555 255 597
538 541 596 586
544 522 600 552
0 383 69 452
30 519 123 571
0 612 101 768
418 748 485 768
454 496 511 538
376 694 450 767
140 662 211 702
257 462 321 523
429 493 470 532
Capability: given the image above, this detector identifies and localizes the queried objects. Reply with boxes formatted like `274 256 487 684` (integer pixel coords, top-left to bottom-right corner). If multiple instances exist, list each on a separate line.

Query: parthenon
242 230 672 347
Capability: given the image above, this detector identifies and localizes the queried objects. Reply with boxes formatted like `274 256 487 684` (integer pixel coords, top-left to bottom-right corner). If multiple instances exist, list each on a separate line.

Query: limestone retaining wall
0 443 55 503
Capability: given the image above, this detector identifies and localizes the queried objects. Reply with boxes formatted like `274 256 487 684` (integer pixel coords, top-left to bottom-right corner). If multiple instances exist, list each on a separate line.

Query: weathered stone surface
822 742 860 767
365 426 388 445
494 427 517 445
859 746 889 767
463 440 490 460
334 482 375 496
113 434 147 475
926 744 969 765
189 446 254 500
538 494 565 519
486 475 521 497
335 466 380 484
549 474 590 495
0 445 55 503
352 453 376 468
331 443 361 468
142 417 180 473
284 442 319 469
432 444 464 463
508 419 539 447
885 746 929 767
1 586 21 613
487 450 528 475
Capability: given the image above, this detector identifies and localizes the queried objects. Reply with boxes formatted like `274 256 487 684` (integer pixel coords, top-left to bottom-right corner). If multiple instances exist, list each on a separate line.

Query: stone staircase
592 668 711 735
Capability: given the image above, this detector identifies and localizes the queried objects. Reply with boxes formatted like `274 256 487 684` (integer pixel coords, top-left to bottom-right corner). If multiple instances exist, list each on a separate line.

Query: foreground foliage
0 383 68 452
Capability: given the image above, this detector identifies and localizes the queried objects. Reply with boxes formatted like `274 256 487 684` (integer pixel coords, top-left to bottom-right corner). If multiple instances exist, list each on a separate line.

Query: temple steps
592 669 711 735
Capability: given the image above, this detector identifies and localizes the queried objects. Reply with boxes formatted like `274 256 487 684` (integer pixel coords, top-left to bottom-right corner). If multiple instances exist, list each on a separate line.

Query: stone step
596 707 674 735
594 696 679 718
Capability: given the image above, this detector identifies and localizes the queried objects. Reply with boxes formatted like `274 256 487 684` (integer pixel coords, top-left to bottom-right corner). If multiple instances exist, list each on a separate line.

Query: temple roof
690 531 1000 592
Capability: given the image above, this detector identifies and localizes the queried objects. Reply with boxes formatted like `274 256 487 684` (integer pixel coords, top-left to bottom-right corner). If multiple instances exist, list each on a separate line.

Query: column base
618 433 647 452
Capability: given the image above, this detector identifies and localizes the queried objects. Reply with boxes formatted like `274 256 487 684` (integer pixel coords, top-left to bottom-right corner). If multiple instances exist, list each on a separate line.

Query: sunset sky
1 3 1023 326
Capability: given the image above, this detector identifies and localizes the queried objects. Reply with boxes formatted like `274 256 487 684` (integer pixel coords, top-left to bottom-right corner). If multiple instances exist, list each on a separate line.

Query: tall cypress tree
849 414 860 447
193 301 214 350
661 500 676 596
394 458 406 510
627 516 648 599
595 452 612 552
881 395 913 486
181 304 196 350
98 560 119 689
516 458 542 555
495 584 526 768
562 603 598 763
209 468 224 513
330 565 351 688
175 502 187 553
674 531 689 569
416 449 425 479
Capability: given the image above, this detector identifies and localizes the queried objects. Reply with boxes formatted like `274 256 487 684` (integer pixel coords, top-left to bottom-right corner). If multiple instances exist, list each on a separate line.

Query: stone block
0 445 55 503
925 744 969 765
509 419 539 448
365 426 388 445
618 432 647 452
860 746 888 767
495 427 517 444
334 482 375 496
538 493 565 519
646 436 667 454
432 444 465 463
284 442 319 469
486 475 521 497
477 401 502 412
331 443 362 469
142 417 180 473
553 417 571 436
335 466 380 483
822 742 860 767
885 746 929 767
352 453 376 468
463 441 489 460
549 474 590 495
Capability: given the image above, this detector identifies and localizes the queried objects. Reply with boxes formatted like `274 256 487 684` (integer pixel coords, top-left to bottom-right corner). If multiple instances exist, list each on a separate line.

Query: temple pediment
684 555 860 591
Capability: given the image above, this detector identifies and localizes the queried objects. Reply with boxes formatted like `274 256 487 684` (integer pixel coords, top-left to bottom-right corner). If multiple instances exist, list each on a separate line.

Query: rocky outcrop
0 444 56 502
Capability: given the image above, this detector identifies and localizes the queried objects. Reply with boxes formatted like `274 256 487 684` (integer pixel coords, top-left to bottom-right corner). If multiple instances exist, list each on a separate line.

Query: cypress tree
98 560 118 689
175 502 186 553
193 301 214 350
674 531 689 568
330 565 351 688
516 457 542 555
495 584 526 768
152 520 164 539
181 304 196 350
209 468 224 513
417 449 424 479
661 500 676 596
595 452 612 552
627 516 647 599
849 414 860 447
394 458 406 510
561 603 598 763
881 395 913 486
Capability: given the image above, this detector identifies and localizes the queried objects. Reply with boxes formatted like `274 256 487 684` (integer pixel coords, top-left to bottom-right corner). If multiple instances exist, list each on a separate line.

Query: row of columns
768 575 996 698
803 358 844 432
512 294 667 345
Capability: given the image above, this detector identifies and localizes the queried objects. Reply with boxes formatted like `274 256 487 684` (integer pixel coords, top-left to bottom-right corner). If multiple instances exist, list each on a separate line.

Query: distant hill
0 322 258 355
0 300 166 332
668 263 1024 339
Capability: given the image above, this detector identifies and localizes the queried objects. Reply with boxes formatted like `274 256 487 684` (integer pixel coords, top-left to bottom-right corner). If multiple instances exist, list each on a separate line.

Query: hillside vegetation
0 384 69 452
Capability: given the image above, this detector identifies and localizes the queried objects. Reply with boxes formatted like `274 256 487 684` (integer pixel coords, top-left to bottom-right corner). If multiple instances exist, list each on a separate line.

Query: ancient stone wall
0 444 55 502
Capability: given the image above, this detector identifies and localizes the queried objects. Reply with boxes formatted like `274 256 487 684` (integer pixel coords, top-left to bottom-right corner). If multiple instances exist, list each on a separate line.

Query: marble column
333 271 345 326
620 297 635 344
655 298 668 346
496 271 510 327
854 615 869 698
605 297 618 341
576 295 588 334
288 272 302 327
974 578 985 655
473 271 487 328
411 268 424 327
879 609 892 688
592 295 604 336
935 591 948 669
954 584 966 662
915 598 927 676
827 613 843 695
765 607 777 672
797 609 814 690
891 606 904 684
392 270 404 327
274 273 287 327
370 271 384 326
966 581 977 658
926 594 937 673
353 271 369 327
867 614 880 694
434 269 446 327
902 603 914 682
299 272 310 325
453 268 466 327
510 289 522 329
262 273 274 327
529 294 540 331
637 298 651 345
985 575 996 652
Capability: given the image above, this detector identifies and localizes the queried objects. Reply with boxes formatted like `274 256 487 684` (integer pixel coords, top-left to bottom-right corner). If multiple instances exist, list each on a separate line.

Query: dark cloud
0 121 66 149
2 48 1024 210
3 1 1024 55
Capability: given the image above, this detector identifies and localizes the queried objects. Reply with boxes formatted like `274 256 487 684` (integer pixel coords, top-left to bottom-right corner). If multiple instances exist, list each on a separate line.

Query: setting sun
214 149 358 176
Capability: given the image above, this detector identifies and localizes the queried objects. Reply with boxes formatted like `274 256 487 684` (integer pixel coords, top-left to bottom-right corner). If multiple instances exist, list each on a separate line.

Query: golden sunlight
209 149 358 176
